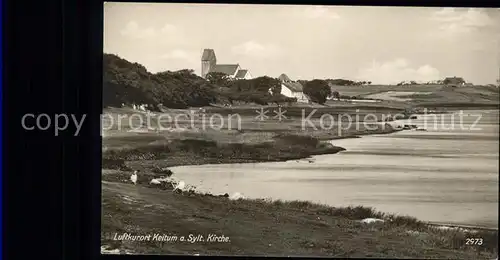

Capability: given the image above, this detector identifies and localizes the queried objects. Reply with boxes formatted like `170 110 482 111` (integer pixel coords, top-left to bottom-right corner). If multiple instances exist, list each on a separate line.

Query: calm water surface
171 110 499 228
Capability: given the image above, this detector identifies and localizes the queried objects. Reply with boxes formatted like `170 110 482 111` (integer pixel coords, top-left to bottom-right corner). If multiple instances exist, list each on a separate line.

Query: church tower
201 49 217 79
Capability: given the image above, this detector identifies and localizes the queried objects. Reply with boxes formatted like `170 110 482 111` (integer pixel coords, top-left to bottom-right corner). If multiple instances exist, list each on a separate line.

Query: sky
104 3 500 85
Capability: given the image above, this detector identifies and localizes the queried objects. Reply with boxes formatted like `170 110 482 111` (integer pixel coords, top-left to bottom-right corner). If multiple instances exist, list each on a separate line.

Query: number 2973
466 238 483 245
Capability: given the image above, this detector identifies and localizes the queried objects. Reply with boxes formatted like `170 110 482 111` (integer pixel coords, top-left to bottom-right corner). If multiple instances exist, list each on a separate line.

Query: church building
201 49 252 80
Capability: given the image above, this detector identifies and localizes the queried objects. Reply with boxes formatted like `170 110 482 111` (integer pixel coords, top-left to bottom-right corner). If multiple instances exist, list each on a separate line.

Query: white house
278 73 310 103
201 49 253 80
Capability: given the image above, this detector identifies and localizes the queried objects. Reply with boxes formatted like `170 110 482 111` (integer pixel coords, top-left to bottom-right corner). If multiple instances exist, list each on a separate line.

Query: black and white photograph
101 3 499 258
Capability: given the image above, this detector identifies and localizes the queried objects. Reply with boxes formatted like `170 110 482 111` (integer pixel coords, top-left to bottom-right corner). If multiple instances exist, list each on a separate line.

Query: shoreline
160 129 498 231
101 113 498 257
158 129 404 169
102 126 403 170
101 176 498 257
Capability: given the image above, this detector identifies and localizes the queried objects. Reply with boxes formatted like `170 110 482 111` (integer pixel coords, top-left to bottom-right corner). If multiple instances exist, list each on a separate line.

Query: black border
3 0 102 259
2 1 499 260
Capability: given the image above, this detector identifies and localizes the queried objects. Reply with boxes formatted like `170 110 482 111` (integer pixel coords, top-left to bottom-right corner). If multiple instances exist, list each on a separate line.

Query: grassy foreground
101 108 498 258
101 176 497 258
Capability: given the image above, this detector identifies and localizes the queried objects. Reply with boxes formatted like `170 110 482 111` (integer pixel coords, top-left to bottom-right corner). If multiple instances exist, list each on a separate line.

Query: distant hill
327 83 499 107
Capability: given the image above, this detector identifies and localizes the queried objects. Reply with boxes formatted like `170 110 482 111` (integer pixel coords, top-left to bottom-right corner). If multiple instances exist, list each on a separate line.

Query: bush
220 76 283 105
102 158 130 170
151 167 174 177
303 80 332 104
274 134 320 147
103 54 219 109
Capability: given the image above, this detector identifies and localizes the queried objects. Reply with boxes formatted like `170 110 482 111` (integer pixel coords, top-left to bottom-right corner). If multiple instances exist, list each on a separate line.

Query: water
171 110 499 228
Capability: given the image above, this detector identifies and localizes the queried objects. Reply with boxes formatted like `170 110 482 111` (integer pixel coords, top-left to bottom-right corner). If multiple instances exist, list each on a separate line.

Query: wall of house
244 71 253 80
280 84 309 103
280 84 294 97
293 92 309 103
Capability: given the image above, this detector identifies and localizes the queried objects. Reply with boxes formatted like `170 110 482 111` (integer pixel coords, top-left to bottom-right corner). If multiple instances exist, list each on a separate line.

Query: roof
282 81 304 92
235 69 248 79
201 49 216 61
278 73 292 82
210 64 240 76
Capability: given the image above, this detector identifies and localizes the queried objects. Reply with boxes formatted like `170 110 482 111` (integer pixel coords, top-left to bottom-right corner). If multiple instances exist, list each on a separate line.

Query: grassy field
329 84 499 108
330 84 447 97
101 177 497 258
102 105 403 139
101 103 498 257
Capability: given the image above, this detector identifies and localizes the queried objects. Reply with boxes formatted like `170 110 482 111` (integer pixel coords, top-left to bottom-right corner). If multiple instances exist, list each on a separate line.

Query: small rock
360 218 385 224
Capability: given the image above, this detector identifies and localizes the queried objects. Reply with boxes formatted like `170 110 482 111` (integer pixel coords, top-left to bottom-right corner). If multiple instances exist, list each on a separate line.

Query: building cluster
201 49 311 103
201 49 252 80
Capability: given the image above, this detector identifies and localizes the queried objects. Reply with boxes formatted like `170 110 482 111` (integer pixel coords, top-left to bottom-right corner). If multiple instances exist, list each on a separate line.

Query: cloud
120 21 155 39
303 6 341 20
120 21 184 43
357 58 441 84
147 49 200 73
231 41 283 59
161 49 196 61
431 8 496 35
160 24 178 34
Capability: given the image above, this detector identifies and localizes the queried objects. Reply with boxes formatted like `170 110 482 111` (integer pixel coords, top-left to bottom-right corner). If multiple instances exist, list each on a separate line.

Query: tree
206 72 231 87
367 81 372 85
297 80 309 86
103 53 219 109
443 77 465 85
223 76 282 106
103 54 300 109
229 76 279 93
251 76 281 92
329 90 340 100
270 84 282 96
303 79 332 104
268 94 296 106
327 79 356 86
